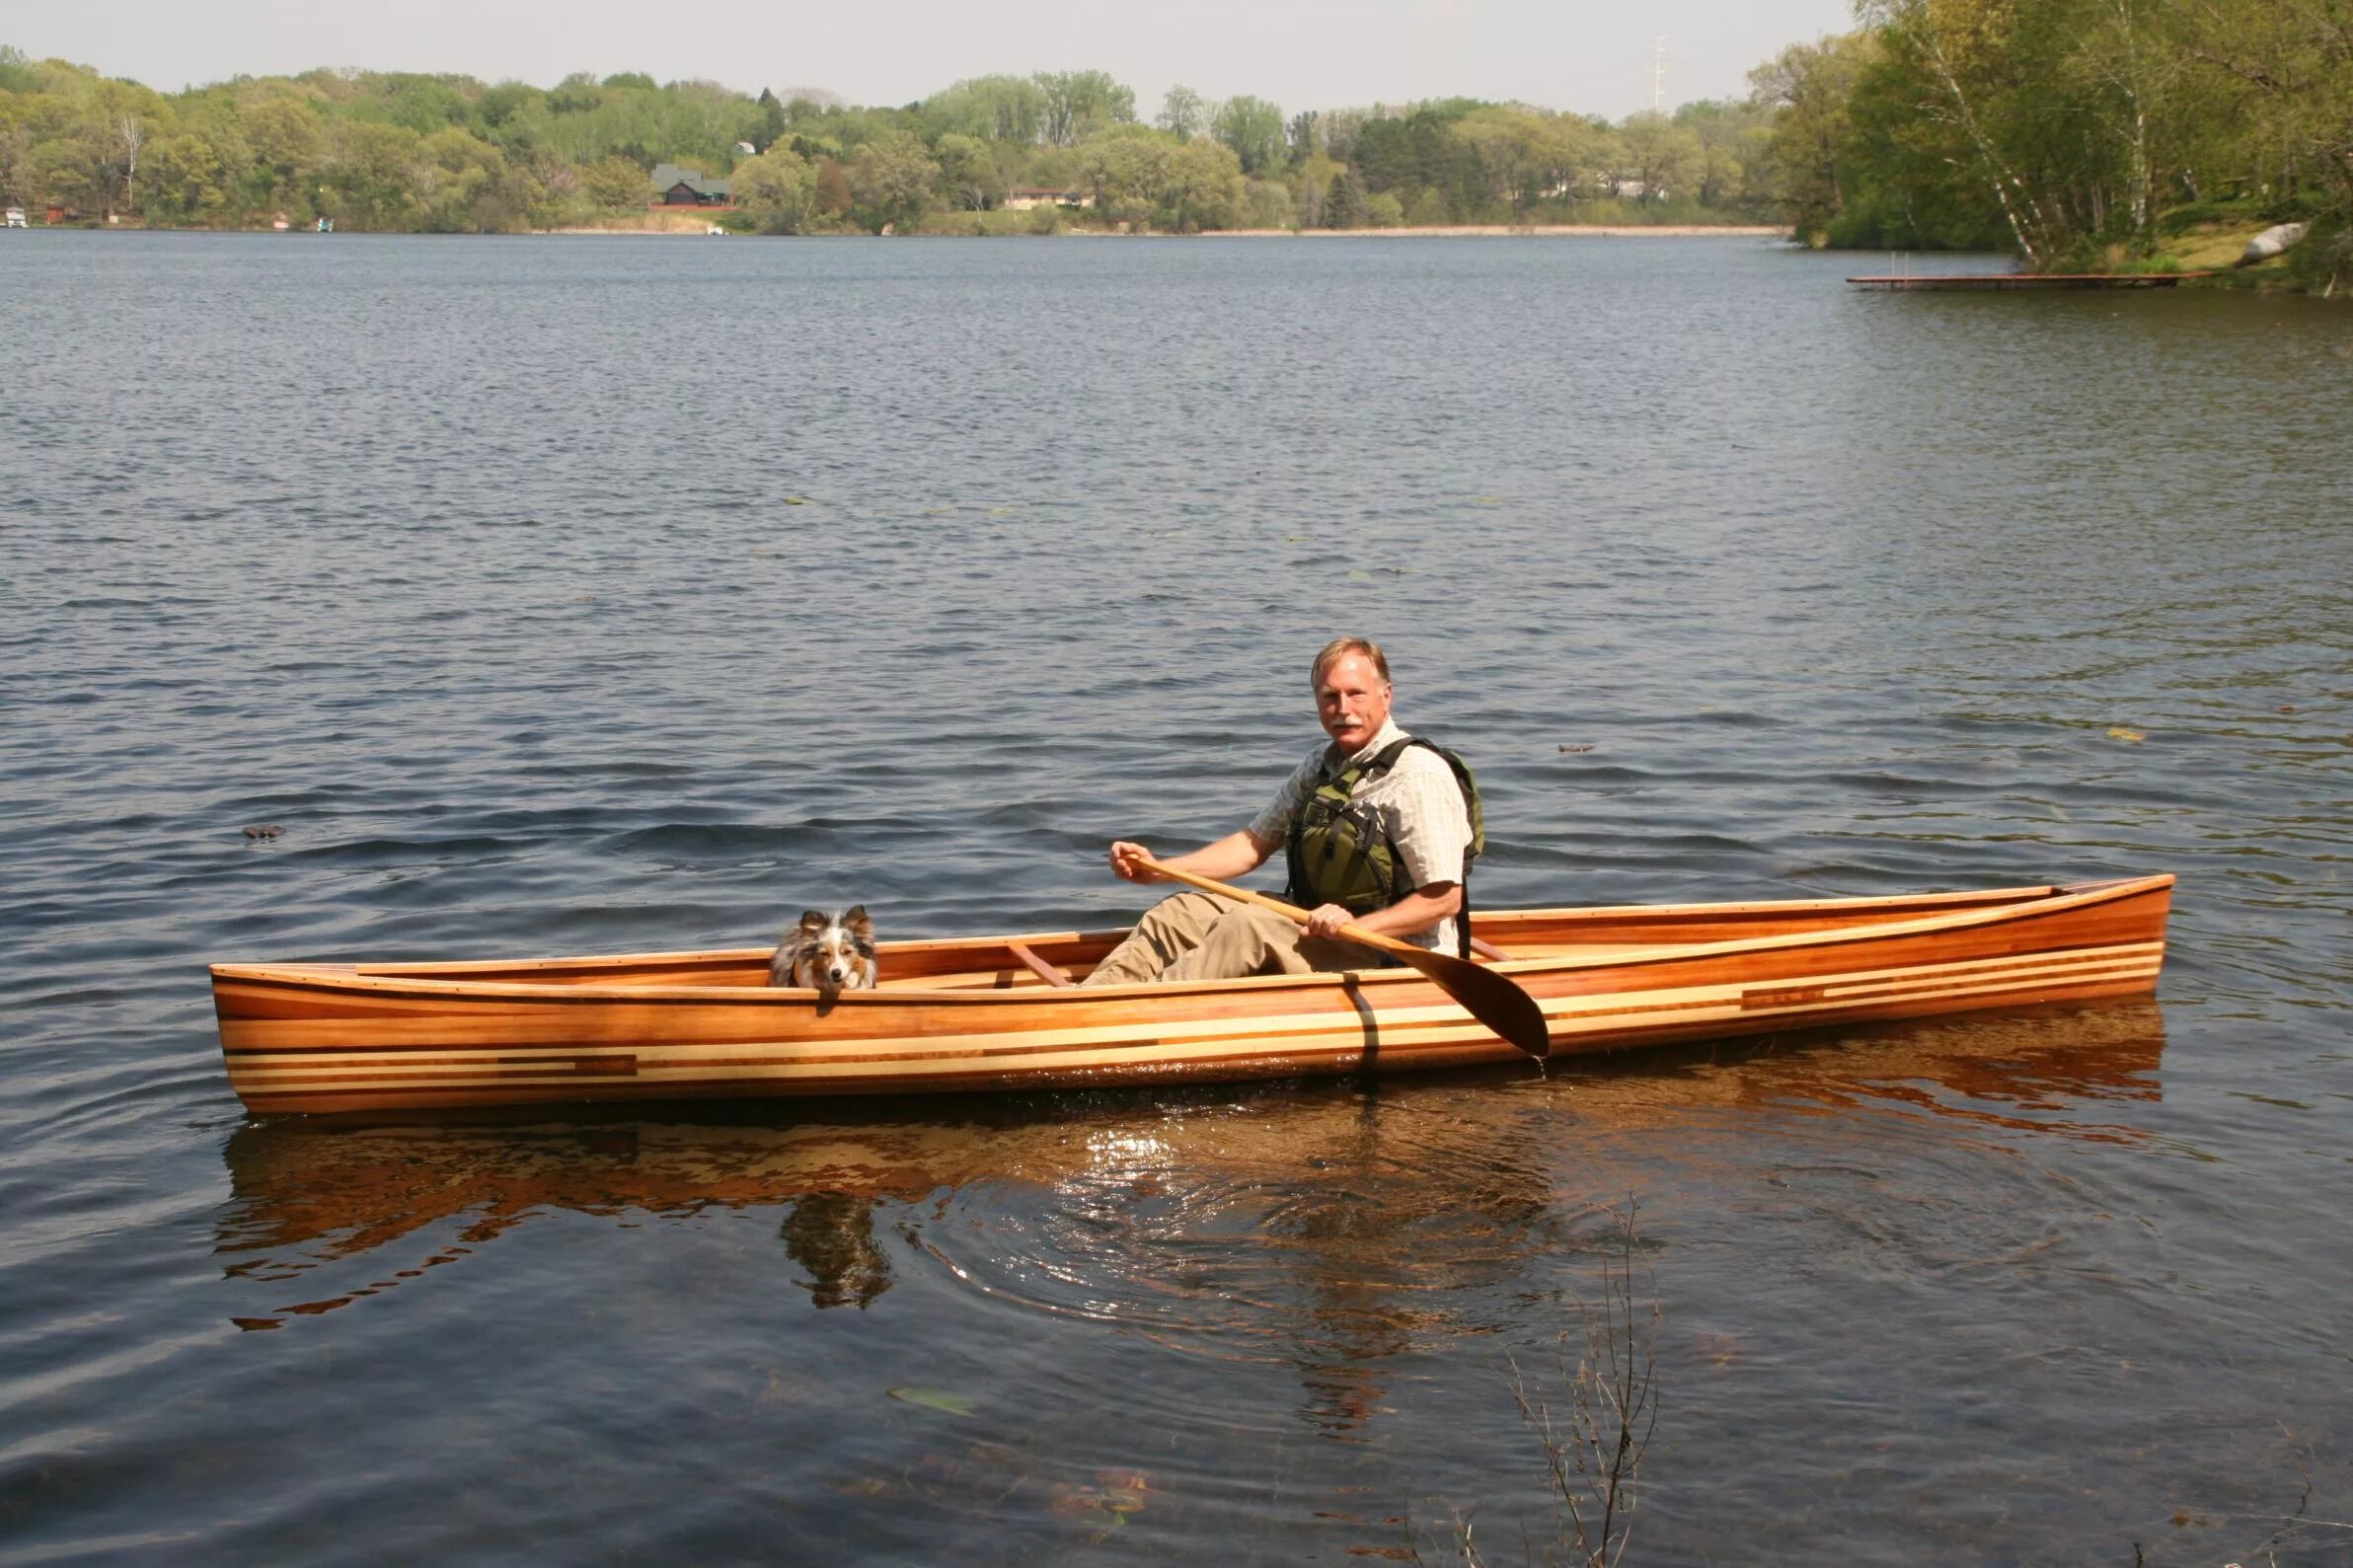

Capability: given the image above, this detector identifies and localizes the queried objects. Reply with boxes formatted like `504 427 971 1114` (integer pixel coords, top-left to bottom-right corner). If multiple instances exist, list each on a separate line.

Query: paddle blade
1390 946 1553 1059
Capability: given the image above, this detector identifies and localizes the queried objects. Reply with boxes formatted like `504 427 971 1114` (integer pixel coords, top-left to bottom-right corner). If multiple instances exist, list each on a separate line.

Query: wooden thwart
1005 940 1073 988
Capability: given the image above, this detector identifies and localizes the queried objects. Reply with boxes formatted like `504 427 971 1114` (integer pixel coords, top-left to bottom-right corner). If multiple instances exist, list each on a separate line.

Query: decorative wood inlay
1741 984 1829 1010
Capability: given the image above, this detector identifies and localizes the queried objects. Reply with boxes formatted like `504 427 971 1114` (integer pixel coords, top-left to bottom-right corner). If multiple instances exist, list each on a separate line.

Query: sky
11 0 1859 119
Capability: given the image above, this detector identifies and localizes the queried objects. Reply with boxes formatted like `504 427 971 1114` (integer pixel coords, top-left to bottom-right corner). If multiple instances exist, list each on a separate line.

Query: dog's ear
798 910 829 934
843 905 870 934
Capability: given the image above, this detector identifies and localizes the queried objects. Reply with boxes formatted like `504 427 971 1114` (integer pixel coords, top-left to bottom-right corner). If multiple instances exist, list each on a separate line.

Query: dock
1847 271 2220 291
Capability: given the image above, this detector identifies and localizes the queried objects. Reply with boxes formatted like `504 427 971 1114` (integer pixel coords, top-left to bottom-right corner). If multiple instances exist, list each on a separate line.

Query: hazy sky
14 1 1857 119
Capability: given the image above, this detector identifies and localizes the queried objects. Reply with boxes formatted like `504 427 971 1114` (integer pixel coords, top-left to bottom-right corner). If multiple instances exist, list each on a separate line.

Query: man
1080 636 1476 986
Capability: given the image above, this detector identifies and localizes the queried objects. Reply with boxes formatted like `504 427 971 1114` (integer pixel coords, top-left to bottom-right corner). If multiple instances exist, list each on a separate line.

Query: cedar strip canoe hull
212 875 2171 1115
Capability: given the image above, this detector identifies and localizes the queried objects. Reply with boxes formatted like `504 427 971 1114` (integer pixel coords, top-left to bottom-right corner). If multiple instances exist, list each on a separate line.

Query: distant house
1004 187 1093 211
649 163 734 207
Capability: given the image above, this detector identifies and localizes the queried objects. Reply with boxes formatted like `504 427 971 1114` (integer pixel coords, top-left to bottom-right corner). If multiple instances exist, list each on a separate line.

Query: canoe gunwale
210 874 2174 1008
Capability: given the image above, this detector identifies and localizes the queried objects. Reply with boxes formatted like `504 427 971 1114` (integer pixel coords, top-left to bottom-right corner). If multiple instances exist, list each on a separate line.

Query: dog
770 906 878 997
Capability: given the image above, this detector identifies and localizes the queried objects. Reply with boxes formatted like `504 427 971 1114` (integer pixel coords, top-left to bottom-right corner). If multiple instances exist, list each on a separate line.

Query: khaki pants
1079 890 1375 986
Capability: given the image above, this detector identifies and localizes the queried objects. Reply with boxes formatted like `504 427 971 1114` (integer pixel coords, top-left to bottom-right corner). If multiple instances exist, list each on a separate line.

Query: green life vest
1283 736 1485 953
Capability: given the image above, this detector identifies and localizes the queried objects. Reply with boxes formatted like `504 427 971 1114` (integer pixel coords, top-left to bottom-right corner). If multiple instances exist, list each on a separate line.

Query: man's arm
1302 881 1461 941
1107 829 1278 885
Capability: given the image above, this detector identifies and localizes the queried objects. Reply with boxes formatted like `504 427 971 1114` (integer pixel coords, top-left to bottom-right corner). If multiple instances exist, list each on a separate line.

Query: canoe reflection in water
216 1001 2165 1354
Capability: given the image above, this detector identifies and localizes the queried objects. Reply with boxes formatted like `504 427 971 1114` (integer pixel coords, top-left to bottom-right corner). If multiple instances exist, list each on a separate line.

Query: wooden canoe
210 874 2171 1115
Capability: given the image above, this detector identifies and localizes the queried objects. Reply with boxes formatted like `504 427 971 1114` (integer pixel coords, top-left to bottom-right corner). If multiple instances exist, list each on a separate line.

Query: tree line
0 48 1781 236
1750 0 2352 289
9 17 2341 285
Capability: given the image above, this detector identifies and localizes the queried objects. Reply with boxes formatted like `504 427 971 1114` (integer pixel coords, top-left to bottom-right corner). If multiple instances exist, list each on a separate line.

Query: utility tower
1651 36 1669 112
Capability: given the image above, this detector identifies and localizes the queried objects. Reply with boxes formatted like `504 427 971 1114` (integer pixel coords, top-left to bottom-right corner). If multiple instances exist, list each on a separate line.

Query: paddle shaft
1133 858 1422 959
1123 852 1552 1059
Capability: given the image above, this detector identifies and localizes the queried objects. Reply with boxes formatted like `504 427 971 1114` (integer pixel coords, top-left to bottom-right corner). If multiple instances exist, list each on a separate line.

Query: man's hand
1107 841 1162 883
1303 903 1356 940
1106 831 1275 887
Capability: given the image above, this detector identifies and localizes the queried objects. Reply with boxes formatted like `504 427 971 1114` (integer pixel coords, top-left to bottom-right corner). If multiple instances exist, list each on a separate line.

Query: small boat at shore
211 874 2171 1115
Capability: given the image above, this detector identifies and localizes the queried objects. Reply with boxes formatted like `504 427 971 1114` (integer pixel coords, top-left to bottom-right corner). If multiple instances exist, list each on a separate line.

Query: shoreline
1207 224 1787 239
537 222 1791 239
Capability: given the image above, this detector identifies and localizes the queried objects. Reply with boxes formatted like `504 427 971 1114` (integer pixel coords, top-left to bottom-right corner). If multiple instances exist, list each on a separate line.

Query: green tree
848 128 938 229
238 91 325 211
0 100 34 205
1157 85 1208 140
1751 35 1878 241
580 153 647 210
1076 124 1171 217
1353 106 1483 214
1674 99 1776 211
29 133 106 213
812 157 852 215
933 132 999 209
321 118 423 229
1034 69 1135 145
413 125 537 230
732 144 814 231
142 131 231 221
1613 111 1701 202
1855 0 2068 263
1458 105 1569 215
921 75 1047 143
1291 149 1341 226
755 87 787 152
1157 137 1245 230
1325 166 1367 228
1245 176 1295 228
1212 94 1285 175
372 73 474 135
476 81 544 141
1286 110 1320 163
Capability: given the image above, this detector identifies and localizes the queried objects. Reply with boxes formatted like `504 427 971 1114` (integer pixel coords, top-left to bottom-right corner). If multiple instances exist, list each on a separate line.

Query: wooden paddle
1124 851 1552 1060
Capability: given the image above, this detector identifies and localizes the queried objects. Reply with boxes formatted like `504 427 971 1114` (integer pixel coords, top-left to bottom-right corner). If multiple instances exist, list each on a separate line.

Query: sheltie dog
770 906 878 997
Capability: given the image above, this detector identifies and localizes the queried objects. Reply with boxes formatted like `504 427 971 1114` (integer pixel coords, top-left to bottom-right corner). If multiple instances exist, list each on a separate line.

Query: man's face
1316 652 1393 753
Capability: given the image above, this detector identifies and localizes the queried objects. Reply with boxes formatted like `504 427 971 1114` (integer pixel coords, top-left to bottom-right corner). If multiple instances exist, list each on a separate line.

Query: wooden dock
1848 271 2220 291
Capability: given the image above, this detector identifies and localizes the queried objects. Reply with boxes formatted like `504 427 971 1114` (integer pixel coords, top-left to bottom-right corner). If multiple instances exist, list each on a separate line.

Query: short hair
1311 635 1392 688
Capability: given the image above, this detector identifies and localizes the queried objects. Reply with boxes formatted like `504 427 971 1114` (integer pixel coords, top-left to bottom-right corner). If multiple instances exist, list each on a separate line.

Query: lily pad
888 1385 977 1417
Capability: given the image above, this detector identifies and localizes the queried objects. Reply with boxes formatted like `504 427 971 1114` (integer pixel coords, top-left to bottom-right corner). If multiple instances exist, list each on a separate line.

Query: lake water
2 231 2349 1565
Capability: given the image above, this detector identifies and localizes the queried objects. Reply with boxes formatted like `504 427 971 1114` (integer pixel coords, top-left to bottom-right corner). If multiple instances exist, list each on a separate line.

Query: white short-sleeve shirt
1248 717 1473 952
